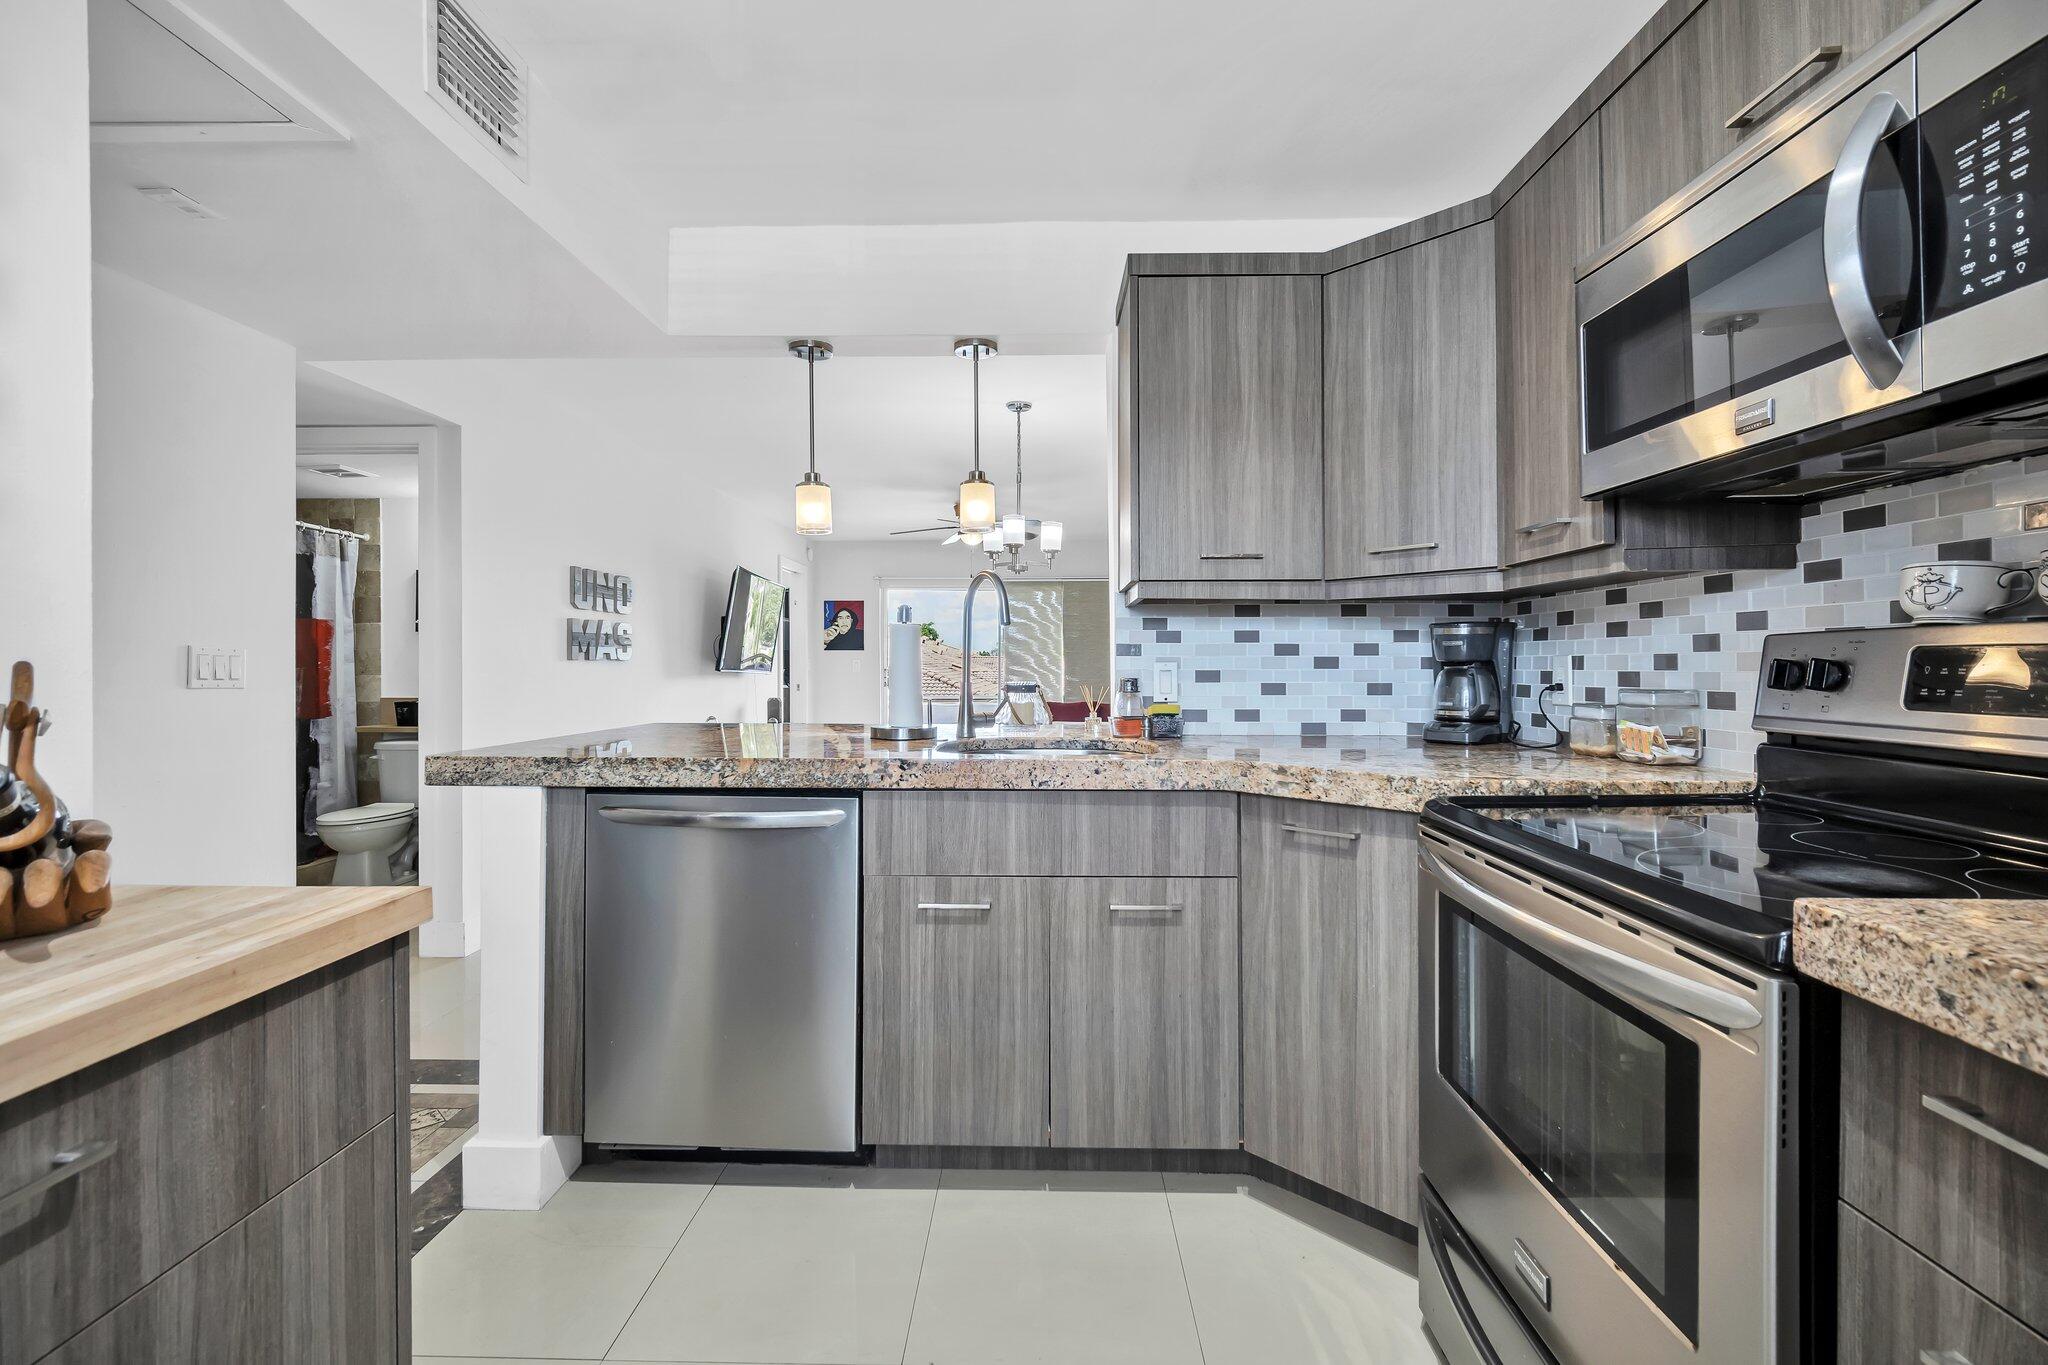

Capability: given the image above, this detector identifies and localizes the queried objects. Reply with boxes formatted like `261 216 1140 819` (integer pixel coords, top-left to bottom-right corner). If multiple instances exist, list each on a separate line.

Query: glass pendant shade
957 473 997 533
1039 519 1064 553
985 520 1008 549
794 473 832 536
1002 512 1027 545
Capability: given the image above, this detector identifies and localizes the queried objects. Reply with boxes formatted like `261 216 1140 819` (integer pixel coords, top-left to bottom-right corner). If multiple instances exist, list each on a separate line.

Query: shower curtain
296 526 358 847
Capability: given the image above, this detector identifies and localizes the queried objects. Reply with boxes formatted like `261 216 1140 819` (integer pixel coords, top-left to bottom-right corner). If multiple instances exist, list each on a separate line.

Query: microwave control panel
1922 32 2044 324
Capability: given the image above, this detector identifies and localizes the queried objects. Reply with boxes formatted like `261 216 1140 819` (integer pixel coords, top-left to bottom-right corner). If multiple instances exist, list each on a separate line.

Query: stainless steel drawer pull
1199 552 1265 561
1365 541 1437 555
917 901 992 912
1921 1094 2048 1171
1516 517 1574 535
1919 1350 1974 1365
1726 44 1842 128
1108 903 1183 913
598 807 846 831
1280 823 1360 842
0 1139 118 1216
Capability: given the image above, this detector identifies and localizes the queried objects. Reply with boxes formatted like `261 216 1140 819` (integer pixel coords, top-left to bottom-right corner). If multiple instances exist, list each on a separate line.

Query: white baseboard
417 916 477 958
460 1134 580 1210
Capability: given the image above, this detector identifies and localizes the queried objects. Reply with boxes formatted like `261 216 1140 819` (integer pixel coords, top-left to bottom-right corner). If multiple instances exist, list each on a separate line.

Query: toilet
315 739 419 886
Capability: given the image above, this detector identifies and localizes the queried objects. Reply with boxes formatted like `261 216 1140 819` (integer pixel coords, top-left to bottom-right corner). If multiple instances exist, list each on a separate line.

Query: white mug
1897 561 2033 622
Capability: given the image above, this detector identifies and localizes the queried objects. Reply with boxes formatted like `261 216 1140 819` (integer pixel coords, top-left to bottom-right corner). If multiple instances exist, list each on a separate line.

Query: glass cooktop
1483 802 2048 921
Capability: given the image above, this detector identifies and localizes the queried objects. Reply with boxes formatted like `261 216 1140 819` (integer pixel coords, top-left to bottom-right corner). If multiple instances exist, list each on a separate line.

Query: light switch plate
186 645 245 689
1152 658 1181 704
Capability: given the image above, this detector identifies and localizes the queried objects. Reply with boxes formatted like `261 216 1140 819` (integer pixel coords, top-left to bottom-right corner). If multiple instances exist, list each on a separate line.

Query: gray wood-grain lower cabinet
1124 273 1324 585
861 876 1051 1147
1239 798 1418 1223
1839 996 2048 1340
1838 1203 2048 1365
1049 878 1238 1149
1323 222 1500 584
44 1121 400 1364
0 945 409 1364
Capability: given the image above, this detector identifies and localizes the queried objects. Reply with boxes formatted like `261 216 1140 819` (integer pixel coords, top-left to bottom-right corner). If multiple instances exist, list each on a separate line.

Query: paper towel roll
888 620 924 727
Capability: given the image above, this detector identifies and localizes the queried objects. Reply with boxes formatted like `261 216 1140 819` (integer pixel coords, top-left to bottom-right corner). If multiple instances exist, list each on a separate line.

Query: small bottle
1113 677 1146 738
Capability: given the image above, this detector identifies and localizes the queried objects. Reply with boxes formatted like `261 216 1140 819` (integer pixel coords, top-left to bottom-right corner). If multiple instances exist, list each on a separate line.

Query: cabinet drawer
861 878 1050 1147
1839 1202 2048 1365
863 791 1237 877
44 1118 400 1364
1050 878 1239 1149
1840 996 2048 1335
0 948 396 1362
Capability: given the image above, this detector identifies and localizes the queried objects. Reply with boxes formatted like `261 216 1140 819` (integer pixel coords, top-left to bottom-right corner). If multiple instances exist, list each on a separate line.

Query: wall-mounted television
715 567 785 673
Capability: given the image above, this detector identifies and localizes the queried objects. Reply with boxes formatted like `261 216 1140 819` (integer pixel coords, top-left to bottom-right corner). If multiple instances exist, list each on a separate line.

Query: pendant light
953 338 998 533
983 400 1064 572
790 339 833 535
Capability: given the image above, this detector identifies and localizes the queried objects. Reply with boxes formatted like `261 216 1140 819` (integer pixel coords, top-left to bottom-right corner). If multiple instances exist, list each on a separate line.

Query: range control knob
1766 657 1808 691
1805 658 1851 692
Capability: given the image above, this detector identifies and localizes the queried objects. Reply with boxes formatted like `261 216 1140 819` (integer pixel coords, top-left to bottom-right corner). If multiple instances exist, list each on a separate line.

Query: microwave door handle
1823 92 1911 391
1421 848 1764 1032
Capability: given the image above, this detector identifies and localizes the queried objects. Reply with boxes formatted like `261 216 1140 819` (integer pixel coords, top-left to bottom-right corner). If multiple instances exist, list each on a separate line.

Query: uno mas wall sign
568 566 634 661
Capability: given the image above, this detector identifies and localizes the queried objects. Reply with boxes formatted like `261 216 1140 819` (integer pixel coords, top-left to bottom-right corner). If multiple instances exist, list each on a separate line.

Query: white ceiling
295 446 419 499
315 352 1113 547
296 362 447 425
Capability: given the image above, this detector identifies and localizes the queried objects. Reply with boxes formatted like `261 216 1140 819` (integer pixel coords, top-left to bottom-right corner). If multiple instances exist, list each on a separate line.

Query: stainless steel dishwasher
583 793 859 1151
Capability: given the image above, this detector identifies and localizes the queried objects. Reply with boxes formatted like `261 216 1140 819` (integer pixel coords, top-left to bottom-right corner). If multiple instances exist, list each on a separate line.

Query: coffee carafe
1424 619 1516 745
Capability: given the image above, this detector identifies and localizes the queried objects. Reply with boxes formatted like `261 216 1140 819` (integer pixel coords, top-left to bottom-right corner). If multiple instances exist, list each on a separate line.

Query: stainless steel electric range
1415 621 2048 1365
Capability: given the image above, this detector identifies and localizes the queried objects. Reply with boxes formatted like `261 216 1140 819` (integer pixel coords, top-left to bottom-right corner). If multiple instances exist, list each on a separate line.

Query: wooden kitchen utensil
0 662 115 940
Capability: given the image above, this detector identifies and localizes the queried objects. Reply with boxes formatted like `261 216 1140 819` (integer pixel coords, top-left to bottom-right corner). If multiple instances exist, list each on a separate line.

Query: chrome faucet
955 569 1011 739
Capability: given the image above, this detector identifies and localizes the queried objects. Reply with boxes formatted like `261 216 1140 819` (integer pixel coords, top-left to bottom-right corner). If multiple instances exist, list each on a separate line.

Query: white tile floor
411 943 482 1062
412 1162 1439 1365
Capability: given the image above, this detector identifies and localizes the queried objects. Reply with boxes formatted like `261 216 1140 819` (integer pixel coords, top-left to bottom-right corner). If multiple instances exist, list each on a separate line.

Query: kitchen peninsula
428 723 1749 1225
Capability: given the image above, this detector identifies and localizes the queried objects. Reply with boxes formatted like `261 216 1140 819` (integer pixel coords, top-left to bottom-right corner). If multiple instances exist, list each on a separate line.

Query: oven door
1577 57 1922 497
1417 827 1797 1365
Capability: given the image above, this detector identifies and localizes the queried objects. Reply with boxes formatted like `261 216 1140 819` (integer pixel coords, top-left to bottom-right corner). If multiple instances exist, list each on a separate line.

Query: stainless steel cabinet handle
1199 552 1265 561
1108 903 1183 913
1516 517 1575 535
1420 846 1764 1031
1823 92 1912 391
1280 823 1359 842
1725 44 1842 128
1922 1094 2048 1171
1365 541 1437 555
598 807 846 831
1919 1350 1975 1365
917 901 992 912
0 1139 117 1216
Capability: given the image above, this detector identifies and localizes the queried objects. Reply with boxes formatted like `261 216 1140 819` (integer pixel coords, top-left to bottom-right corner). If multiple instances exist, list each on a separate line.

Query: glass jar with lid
1616 687 1705 765
1567 702 1619 758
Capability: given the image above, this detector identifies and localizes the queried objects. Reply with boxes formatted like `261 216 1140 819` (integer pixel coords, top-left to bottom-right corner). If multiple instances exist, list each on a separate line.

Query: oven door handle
1822 91 1911 391
1422 848 1765 1032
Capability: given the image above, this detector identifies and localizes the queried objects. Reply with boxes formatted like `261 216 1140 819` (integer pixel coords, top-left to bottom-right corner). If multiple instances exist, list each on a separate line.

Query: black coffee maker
1423 619 1516 744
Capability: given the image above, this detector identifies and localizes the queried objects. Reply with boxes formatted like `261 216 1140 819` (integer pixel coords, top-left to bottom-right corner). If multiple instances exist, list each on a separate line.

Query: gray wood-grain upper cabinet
1324 222 1500 584
1123 274 1324 586
1049 878 1238 1150
1599 0 1927 242
861 876 1052 1147
1239 797 1419 1223
1495 121 1613 567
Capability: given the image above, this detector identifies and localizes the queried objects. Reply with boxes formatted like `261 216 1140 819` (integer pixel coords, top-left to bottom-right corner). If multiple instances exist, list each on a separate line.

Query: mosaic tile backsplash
1114 452 2048 771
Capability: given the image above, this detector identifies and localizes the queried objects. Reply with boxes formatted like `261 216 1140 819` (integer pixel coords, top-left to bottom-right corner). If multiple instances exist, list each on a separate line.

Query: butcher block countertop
425 723 1752 812
1796 897 2048 1079
0 883 431 1105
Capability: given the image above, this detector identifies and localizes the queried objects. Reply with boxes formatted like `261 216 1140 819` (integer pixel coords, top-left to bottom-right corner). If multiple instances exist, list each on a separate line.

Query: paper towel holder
873 605 939 743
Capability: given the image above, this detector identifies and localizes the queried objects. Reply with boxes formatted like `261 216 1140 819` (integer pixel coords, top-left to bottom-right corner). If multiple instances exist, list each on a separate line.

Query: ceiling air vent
426 0 527 177
300 463 374 480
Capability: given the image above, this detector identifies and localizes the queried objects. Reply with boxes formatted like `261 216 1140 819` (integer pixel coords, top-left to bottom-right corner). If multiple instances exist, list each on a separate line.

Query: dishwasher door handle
596 807 848 831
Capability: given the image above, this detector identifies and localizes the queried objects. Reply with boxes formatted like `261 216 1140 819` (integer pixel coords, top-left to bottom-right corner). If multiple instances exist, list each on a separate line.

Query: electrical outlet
1153 658 1181 704
186 645 245 689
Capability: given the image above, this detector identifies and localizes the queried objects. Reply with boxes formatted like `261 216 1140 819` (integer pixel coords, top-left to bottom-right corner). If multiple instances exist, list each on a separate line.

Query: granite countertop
424 722 1753 812
1796 898 2047 1078
0 883 431 1104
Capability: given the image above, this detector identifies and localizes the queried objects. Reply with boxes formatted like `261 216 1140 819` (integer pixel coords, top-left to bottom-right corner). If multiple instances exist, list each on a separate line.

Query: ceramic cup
1897 561 2034 622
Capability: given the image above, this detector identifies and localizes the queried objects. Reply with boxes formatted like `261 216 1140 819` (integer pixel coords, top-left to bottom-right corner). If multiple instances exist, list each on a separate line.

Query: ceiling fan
888 502 982 546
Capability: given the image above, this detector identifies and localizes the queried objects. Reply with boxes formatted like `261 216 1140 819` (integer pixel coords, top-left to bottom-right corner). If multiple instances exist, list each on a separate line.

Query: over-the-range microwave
1577 0 2048 501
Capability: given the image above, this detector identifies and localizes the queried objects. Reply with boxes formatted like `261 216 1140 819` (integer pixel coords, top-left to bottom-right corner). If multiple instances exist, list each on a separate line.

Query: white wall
380 495 421 696
0 5 94 805
806 538 1111 723
91 268 297 885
